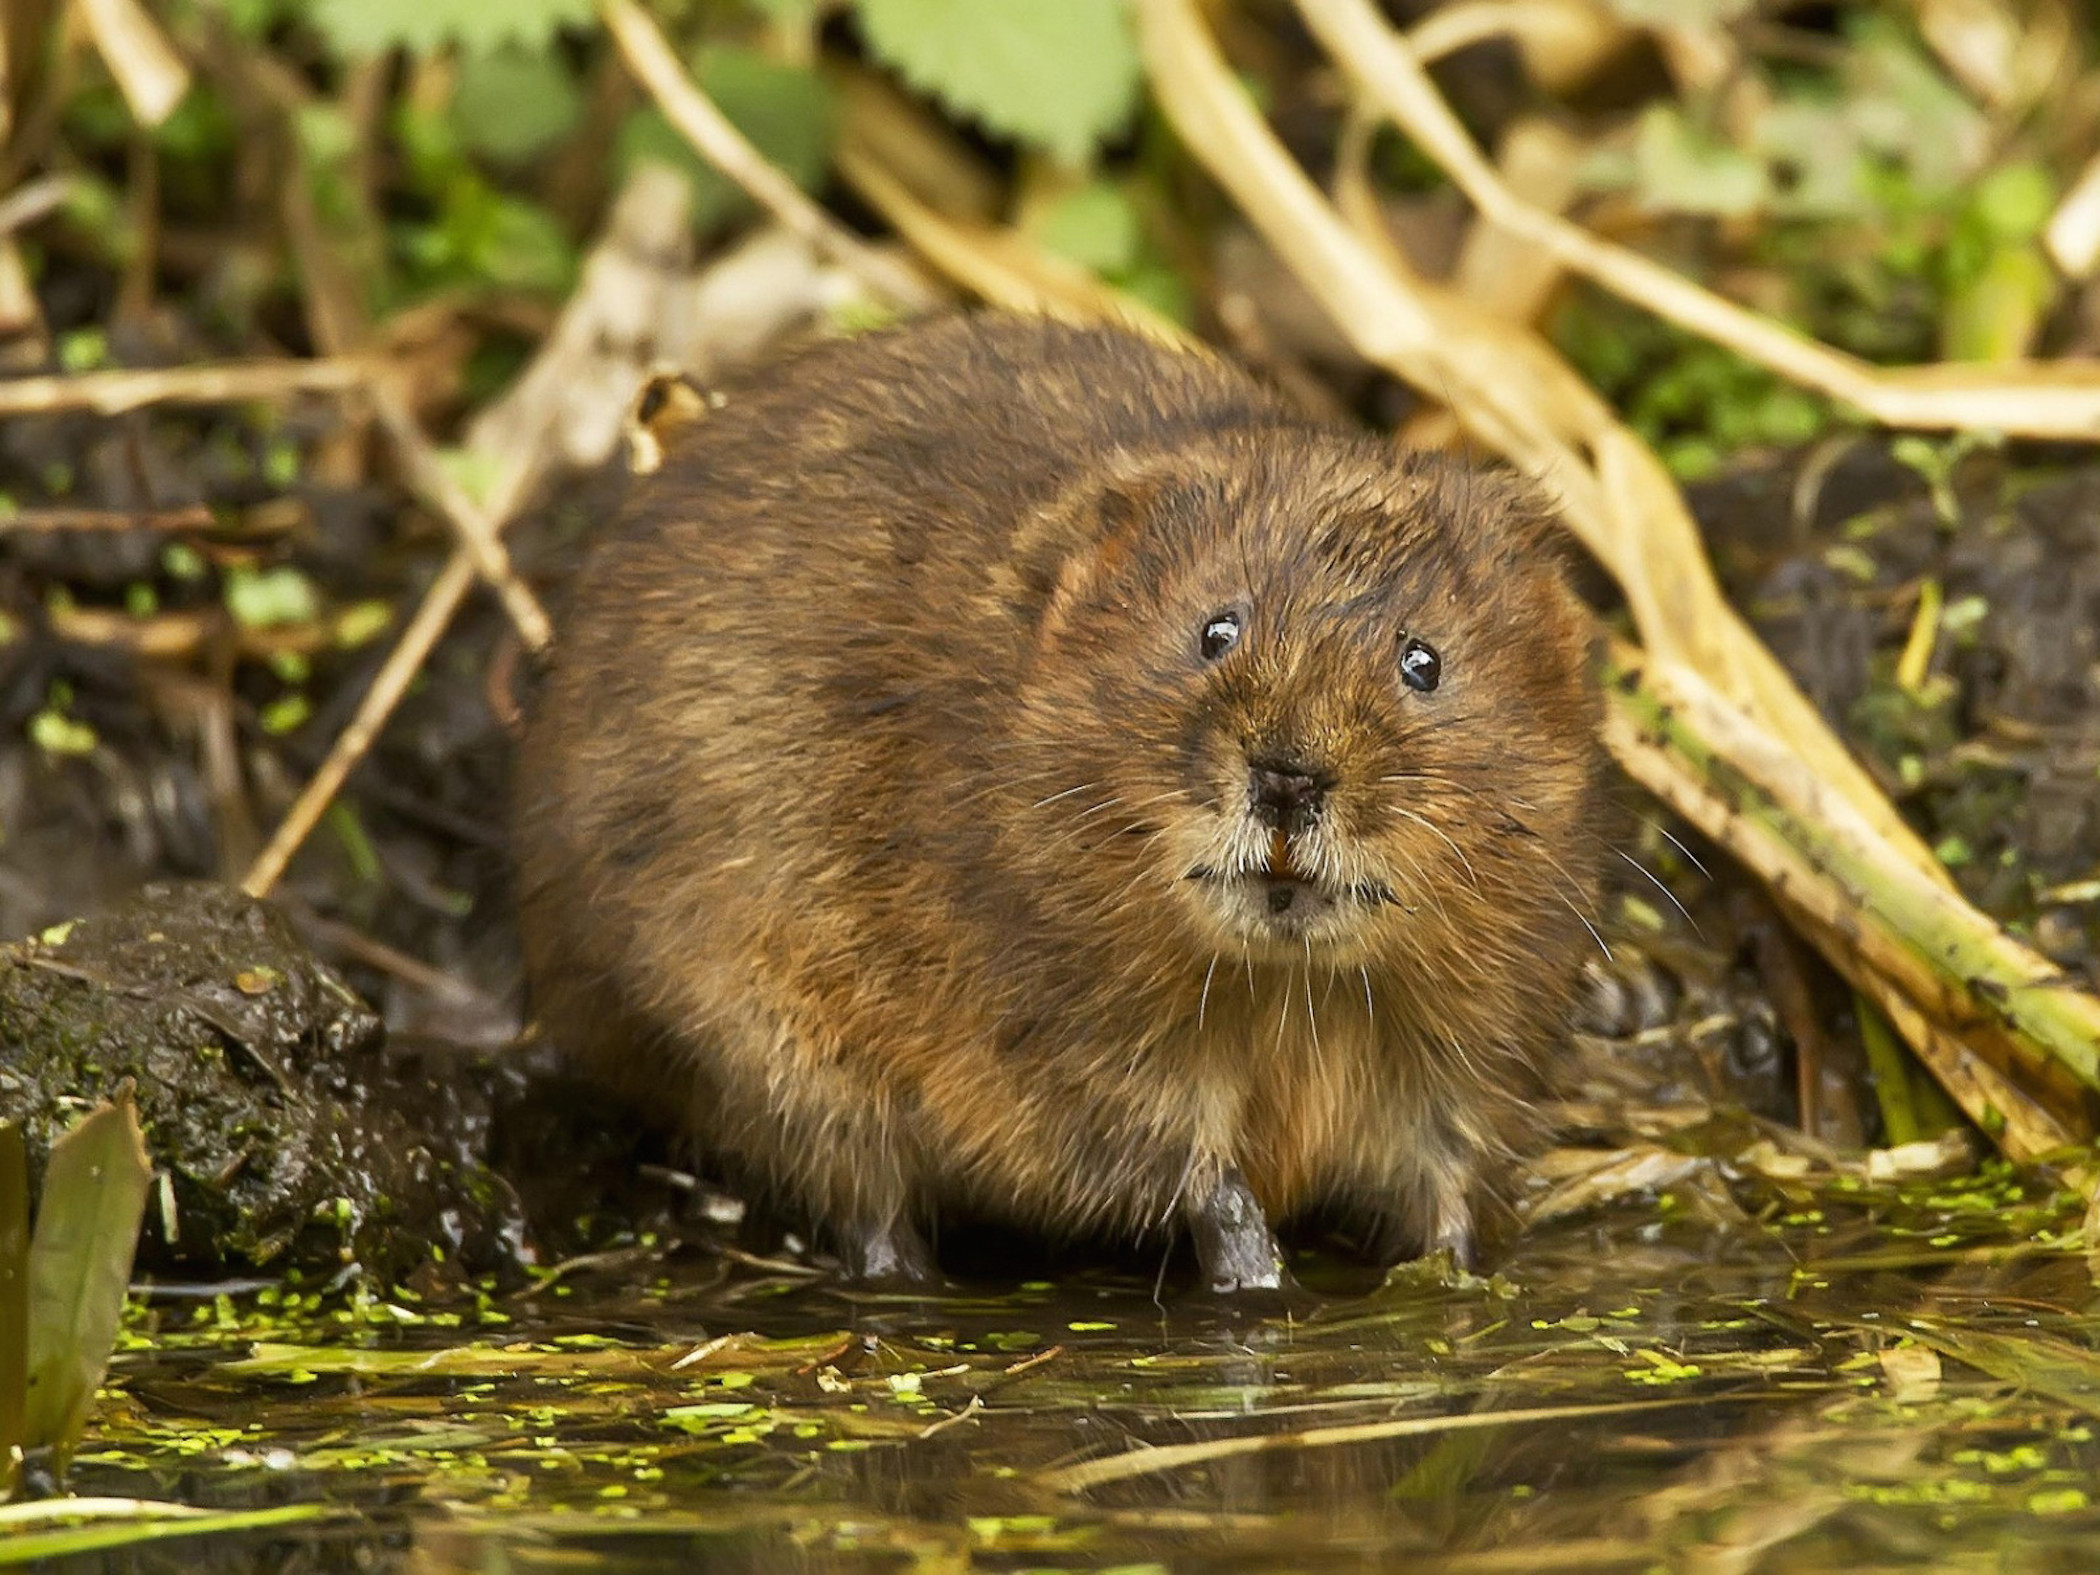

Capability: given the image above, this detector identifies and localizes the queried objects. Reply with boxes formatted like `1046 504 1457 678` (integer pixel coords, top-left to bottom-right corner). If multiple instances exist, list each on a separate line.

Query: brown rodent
514 315 1604 1289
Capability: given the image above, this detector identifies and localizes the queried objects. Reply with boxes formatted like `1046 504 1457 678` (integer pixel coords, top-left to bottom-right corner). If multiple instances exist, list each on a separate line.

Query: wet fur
515 316 1605 1272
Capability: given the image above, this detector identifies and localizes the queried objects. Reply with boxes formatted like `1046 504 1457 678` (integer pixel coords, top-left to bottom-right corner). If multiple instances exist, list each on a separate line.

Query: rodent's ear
1030 478 1158 644
1465 469 1567 569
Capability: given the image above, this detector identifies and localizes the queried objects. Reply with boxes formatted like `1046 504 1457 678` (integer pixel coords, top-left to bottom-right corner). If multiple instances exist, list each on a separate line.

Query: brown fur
515 315 1604 1276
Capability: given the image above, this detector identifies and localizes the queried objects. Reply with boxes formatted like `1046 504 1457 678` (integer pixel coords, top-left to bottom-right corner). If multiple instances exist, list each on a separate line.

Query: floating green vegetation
38 1149 2100 1570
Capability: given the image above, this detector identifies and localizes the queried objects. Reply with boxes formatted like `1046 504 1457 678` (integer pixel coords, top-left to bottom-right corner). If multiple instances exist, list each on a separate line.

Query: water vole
515 316 1604 1288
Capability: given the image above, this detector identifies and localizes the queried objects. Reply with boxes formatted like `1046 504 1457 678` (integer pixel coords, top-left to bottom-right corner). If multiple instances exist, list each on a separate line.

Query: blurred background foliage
9 0 2097 477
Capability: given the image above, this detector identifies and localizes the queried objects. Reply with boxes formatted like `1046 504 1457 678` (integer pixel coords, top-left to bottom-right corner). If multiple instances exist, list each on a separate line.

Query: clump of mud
0 881 649 1286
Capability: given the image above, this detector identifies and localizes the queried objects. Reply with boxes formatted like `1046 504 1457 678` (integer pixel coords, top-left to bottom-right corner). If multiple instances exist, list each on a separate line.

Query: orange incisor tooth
1267 830 1292 876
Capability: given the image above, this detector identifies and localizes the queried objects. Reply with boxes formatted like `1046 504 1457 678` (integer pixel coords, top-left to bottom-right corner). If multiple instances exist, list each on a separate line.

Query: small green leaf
857 0 1139 167
1941 243 2053 364
29 708 97 758
1026 181 1141 274
225 565 321 629
57 329 108 374
260 694 313 736
1972 162 2057 242
308 0 594 57
619 48 834 232
22 1091 153 1468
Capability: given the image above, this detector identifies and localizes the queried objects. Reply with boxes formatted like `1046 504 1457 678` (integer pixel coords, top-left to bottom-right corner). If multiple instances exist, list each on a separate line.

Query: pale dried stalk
0 174 73 236
1602 644 2095 1161
1407 0 1626 90
242 553 476 899
1294 0 2100 441
2046 147 2100 280
0 502 212 533
366 379 552 654
0 357 364 415
836 143 1195 351
45 602 386 663
599 0 937 313
75 0 189 127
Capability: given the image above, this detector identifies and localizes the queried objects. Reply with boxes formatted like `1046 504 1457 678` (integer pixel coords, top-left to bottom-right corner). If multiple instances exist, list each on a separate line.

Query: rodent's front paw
1187 1166 1292 1294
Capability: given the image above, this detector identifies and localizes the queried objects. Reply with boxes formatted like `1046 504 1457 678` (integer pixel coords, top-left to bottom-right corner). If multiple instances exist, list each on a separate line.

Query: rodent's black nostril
1248 761 1326 831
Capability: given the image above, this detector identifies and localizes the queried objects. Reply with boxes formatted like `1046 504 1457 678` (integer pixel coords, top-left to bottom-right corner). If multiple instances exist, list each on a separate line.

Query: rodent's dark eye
1398 635 1441 693
1199 610 1242 662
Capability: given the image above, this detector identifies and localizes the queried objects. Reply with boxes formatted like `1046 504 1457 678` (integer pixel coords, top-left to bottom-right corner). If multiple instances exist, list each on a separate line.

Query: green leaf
308 0 593 57
0 1124 27 1490
1941 243 2053 364
618 48 834 232
1631 104 1767 218
451 46 583 164
22 1091 153 1467
1971 162 2056 244
1026 181 1141 274
856 0 1139 167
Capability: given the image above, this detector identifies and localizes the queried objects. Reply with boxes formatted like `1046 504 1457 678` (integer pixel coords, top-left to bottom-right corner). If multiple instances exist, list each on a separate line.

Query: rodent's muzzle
1247 758 1333 836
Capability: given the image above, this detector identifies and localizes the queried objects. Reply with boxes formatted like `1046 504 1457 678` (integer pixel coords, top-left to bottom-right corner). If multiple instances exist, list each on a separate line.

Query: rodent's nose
1248 760 1328 832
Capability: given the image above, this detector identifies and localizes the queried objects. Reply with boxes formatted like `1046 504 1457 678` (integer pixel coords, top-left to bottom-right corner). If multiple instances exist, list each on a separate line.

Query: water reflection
60 1176 2100 1574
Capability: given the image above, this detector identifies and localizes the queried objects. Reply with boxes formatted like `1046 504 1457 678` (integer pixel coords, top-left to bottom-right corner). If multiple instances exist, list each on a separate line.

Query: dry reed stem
1603 643 2097 1160
0 174 73 236
1041 1397 1698 1493
600 0 937 313
1295 0 2100 441
76 0 189 127
835 143 1194 350
0 502 213 533
2046 147 2100 279
366 378 552 654
45 602 387 663
242 552 476 899
0 357 364 416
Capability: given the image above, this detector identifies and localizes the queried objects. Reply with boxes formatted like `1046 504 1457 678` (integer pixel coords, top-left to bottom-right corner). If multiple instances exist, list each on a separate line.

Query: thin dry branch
0 357 364 416
242 553 474 900
243 168 709 897
2046 147 2100 280
0 173 73 236
76 0 189 127
1295 0 2100 441
366 379 552 655
599 0 937 313
0 502 213 533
